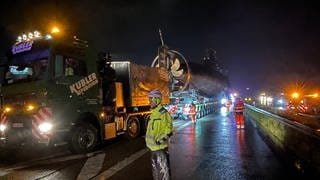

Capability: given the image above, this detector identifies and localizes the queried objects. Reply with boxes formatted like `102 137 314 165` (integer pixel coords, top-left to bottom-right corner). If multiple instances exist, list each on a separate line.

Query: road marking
92 120 193 179
0 151 67 171
93 148 149 180
77 153 106 180
174 121 192 132
0 150 103 174
0 151 70 176
173 120 184 126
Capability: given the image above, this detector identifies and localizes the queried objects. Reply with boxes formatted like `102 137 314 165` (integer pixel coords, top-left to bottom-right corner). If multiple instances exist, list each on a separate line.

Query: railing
246 104 320 139
246 103 320 130
246 104 320 174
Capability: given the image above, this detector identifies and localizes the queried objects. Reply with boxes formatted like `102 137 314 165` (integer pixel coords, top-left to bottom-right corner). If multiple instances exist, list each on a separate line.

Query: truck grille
6 116 34 144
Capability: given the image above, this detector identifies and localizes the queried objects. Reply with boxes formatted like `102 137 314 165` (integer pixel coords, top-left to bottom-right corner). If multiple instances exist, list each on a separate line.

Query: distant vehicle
166 104 182 119
286 102 308 113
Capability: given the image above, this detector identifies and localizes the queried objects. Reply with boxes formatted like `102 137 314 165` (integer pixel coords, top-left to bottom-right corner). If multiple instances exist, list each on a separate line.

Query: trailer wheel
126 117 140 139
68 123 98 154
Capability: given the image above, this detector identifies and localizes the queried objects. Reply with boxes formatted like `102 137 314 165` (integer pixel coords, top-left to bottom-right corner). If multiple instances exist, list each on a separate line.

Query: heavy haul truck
0 31 169 153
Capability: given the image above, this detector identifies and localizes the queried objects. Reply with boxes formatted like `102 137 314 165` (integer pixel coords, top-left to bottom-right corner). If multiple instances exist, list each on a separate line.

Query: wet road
108 108 299 180
0 108 301 179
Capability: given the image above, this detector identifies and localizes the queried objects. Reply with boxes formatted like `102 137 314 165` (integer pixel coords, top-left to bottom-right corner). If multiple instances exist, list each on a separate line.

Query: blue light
220 107 228 117
221 98 227 105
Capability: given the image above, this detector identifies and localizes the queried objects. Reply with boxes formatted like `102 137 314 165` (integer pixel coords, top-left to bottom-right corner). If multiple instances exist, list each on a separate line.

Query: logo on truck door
69 73 98 95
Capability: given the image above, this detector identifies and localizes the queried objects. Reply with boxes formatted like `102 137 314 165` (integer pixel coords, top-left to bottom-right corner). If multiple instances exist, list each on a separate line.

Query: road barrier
246 104 320 175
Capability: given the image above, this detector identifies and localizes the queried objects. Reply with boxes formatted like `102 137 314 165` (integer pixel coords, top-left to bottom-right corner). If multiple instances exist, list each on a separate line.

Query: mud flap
104 122 116 140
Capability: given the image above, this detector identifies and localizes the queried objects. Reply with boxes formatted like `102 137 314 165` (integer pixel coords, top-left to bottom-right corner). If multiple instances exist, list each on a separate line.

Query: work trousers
235 112 244 128
150 148 171 180
191 114 196 123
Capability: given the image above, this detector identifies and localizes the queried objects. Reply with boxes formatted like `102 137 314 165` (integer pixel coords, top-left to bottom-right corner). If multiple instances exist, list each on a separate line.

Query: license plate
12 123 24 128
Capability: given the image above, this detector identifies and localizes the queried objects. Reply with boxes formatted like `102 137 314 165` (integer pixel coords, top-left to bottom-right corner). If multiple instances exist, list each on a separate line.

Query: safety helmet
148 90 162 98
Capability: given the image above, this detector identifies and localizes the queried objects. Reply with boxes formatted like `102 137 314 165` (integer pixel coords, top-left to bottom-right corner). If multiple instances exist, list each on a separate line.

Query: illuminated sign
12 41 34 54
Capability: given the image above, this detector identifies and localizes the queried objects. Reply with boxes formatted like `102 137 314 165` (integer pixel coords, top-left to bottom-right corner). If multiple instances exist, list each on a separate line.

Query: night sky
1 0 320 96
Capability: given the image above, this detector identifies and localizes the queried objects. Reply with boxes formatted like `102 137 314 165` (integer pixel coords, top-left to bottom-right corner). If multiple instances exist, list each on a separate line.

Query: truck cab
0 33 97 151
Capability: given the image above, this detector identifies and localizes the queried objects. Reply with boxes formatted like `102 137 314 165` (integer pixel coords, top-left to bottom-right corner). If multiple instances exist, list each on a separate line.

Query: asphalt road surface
0 108 303 180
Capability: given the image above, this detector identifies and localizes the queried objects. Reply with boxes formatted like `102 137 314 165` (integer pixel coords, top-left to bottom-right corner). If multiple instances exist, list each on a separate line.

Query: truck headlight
0 124 6 132
26 104 36 112
4 106 12 113
38 122 53 133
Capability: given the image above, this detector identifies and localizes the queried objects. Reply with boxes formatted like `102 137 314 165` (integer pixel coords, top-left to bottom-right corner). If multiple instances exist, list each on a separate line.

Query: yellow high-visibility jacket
146 105 173 151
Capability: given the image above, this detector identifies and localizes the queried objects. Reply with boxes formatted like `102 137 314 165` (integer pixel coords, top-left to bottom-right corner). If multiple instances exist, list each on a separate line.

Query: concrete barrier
246 104 320 174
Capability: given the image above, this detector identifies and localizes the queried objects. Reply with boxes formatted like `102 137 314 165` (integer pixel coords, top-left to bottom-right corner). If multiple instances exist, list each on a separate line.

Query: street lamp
291 92 299 99
51 26 60 34
312 93 318 98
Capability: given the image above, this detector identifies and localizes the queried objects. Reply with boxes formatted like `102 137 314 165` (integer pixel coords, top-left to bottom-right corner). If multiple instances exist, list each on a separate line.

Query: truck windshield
4 58 48 85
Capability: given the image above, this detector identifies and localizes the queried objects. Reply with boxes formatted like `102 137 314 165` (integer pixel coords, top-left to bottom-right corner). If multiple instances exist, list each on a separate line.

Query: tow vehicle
0 30 169 153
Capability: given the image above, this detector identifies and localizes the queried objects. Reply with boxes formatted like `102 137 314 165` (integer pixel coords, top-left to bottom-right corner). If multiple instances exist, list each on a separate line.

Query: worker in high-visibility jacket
146 90 173 180
234 97 245 129
189 103 197 123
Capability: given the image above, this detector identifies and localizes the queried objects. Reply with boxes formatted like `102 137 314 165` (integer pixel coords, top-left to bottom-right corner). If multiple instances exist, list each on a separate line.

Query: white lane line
173 121 183 126
77 153 106 180
0 120 192 178
174 121 192 132
93 148 149 180
92 120 190 179
2 154 85 172
0 151 67 171
0 151 103 175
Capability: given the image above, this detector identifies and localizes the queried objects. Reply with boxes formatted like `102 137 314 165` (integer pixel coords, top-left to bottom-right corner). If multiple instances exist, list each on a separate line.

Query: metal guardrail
246 104 320 140
298 112 320 119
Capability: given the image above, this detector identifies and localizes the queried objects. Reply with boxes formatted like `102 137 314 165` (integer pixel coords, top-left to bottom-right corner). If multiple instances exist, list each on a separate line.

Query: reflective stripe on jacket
234 102 245 112
146 105 173 151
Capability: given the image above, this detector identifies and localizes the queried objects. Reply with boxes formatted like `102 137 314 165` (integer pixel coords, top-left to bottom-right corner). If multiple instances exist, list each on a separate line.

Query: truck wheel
126 117 140 139
68 123 98 154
